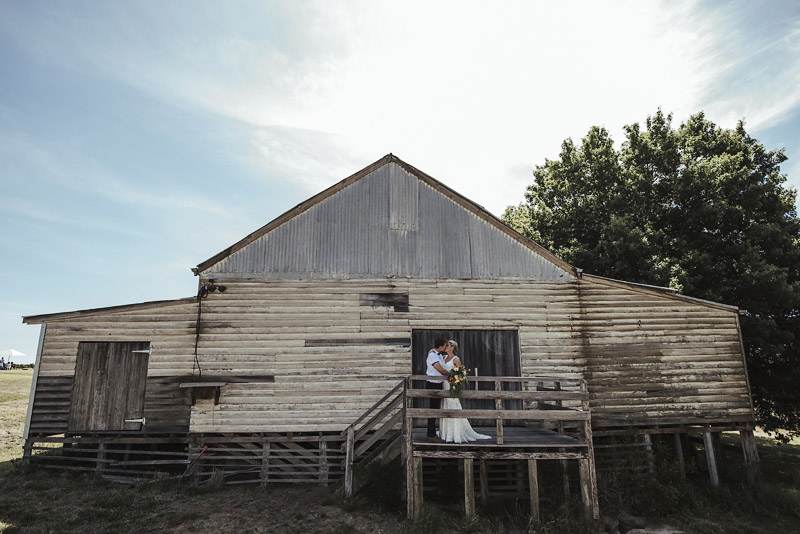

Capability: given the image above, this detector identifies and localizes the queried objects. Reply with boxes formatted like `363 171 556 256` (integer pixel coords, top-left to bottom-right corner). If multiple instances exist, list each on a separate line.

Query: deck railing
339 375 599 521
405 375 591 445
403 375 598 520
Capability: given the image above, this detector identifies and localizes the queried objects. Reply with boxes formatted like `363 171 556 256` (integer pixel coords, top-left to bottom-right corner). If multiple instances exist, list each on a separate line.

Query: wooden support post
674 433 686 482
581 405 600 520
22 440 32 464
739 430 760 485
528 459 540 524
479 458 489 505
413 457 423 519
560 454 571 501
579 458 594 519
344 425 355 497
319 438 329 486
712 432 726 479
703 432 720 488
96 442 106 473
261 440 270 486
643 433 655 474
464 458 476 519
559 415 570 501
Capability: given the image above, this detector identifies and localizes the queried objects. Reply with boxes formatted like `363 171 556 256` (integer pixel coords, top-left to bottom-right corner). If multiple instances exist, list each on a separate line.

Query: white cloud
3 0 798 214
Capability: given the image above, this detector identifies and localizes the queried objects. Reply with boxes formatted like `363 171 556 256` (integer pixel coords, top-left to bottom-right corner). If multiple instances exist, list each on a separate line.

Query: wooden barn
22 154 758 517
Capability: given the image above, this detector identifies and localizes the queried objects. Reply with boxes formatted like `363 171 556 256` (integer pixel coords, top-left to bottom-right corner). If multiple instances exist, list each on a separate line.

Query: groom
425 337 449 442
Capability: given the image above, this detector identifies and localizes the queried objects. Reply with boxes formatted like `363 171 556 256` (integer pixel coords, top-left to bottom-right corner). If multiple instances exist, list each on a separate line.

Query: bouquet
447 365 468 398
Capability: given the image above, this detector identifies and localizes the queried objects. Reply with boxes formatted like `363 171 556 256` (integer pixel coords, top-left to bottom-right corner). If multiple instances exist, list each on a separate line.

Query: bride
438 340 491 443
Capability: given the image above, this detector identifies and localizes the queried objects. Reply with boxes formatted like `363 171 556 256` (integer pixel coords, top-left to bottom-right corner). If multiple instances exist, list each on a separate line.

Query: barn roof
195 154 578 279
22 297 197 324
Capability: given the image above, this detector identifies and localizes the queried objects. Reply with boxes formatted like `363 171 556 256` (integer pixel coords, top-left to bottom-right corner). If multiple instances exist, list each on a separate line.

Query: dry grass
0 369 33 467
2 370 799 533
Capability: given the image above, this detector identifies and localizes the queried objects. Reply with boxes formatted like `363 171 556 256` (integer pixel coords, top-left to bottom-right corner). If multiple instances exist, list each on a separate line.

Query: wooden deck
402 375 599 521
413 426 585 450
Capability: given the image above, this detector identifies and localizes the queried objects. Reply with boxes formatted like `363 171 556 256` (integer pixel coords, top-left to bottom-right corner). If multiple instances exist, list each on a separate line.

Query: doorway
411 329 521 411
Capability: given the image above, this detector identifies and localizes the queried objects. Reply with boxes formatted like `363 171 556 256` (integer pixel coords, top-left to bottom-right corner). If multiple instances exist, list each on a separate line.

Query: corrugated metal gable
203 160 573 280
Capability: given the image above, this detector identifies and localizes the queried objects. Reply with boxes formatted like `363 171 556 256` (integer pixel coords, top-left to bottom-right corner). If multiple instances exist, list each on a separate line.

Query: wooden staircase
341 379 406 496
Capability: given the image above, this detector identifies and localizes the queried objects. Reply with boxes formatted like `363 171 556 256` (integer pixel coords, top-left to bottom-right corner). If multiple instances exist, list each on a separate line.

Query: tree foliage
503 110 800 439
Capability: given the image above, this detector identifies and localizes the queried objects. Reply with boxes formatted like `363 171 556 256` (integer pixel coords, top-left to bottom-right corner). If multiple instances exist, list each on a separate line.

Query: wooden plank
703 432 720 488
464 458 475 518
674 433 686 481
740 429 760 485
479 459 488 504
408 408 590 421
344 426 354 497
416 451 586 460
528 459 539 523
413 457 423 519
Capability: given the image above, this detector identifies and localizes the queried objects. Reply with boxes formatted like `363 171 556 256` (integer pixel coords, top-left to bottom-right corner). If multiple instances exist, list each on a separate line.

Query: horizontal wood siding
28 375 73 435
30 278 753 435
576 279 752 427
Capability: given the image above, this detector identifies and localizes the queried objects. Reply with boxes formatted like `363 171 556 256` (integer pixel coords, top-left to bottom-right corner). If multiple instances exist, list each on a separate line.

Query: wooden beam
674 433 686 482
479 458 489 505
413 457 423 519
528 459 540 524
261 440 270 486
643 434 655 474
739 429 760 485
703 432 720 488
344 426 354 497
464 458 476 519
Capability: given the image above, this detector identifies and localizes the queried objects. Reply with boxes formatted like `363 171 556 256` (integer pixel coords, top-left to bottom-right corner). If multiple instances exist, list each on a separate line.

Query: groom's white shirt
426 349 445 383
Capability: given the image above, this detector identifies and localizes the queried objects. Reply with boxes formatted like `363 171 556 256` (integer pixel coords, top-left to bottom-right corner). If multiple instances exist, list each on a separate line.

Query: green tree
504 110 800 440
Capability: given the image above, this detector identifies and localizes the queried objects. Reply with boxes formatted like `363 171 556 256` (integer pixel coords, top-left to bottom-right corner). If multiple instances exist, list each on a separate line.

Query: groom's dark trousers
425 380 442 437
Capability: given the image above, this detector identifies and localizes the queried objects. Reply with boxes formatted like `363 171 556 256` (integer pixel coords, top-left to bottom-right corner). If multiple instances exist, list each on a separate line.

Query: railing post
405 377 416 518
495 379 504 445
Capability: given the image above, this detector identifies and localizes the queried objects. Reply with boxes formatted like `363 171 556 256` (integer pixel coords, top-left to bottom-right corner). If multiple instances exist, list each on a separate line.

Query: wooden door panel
69 342 149 431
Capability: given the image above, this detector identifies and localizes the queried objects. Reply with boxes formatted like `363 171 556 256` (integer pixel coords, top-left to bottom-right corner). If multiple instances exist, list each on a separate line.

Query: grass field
1 370 799 533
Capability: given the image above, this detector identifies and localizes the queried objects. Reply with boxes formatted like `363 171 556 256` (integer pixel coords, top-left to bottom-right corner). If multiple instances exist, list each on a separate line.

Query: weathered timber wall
575 278 752 428
29 301 197 434
29 277 753 435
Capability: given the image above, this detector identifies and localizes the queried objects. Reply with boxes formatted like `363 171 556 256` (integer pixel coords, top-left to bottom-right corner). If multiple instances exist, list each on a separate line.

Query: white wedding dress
437 358 491 443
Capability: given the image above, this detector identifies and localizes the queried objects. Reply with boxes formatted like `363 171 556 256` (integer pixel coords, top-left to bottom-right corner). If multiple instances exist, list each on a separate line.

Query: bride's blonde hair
447 340 459 354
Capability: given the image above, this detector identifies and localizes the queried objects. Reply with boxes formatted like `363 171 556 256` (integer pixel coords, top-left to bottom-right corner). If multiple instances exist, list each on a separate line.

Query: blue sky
1 1 799 363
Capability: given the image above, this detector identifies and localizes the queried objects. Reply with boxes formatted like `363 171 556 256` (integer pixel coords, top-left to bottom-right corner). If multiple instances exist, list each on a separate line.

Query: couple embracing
425 337 491 443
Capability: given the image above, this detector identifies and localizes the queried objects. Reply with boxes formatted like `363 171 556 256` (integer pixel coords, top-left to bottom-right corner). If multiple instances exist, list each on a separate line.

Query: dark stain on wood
360 292 409 312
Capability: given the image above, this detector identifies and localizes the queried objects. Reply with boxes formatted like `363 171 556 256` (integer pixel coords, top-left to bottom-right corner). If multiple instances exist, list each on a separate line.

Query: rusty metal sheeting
205 163 571 280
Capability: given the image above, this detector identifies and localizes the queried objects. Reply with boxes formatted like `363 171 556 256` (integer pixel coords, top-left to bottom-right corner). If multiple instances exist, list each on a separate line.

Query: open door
411 329 521 411
69 342 150 432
